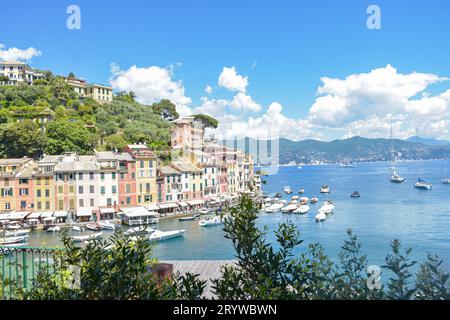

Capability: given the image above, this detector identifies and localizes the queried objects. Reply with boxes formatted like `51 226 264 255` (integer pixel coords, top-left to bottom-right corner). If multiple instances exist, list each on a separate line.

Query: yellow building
33 172 55 212
124 144 158 205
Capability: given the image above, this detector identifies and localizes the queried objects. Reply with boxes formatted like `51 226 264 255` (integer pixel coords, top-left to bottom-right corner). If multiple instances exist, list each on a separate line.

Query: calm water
21 161 450 270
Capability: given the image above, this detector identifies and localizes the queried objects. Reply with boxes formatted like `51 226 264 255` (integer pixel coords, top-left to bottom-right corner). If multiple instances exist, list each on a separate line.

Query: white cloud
110 63 192 116
218 66 248 92
204 85 213 94
230 92 261 112
0 44 41 62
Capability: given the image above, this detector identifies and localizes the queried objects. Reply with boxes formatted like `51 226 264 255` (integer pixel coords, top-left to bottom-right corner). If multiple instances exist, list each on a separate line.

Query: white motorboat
291 196 299 201
293 205 310 215
281 204 298 213
0 235 29 245
125 226 156 236
198 209 210 215
298 188 305 194
46 226 61 233
315 212 327 222
86 223 102 231
319 202 335 215
71 232 103 243
310 197 319 204
98 221 116 230
265 203 284 213
320 185 330 193
5 229 30 237
149 229 186 242
72 226 84 232
283 186 293 194
300 197 309 205
199 216 224 227
441 178 450 185
340 163 356 168
414 178 432 190
179 214 199 221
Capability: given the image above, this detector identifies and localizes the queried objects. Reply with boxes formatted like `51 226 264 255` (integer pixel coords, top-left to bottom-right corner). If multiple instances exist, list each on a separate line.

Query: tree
46 120 93 155
68 72 76 79
193 114 218 129
105 134 129 151
0 120 46 158
151 99 179 120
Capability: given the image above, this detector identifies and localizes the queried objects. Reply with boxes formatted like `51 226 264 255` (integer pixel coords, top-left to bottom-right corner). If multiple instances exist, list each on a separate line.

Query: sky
1 0 450 141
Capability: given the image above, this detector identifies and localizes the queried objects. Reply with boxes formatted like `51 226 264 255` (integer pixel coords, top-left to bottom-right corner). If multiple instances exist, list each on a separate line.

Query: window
5 203 10 210
120 173 125 180
193 184 196 192
89 185 94 194
69 185 74 193
37 190 41 197
58 200 64 210
20 201 26 209
126 197 131 205
140 160 144 168
37 202 42 210
100 172 105 180
79 199 84 207
89 172 95 180
112 186 117 194
149 160 153 168
19 188 29 196
126 184 131 193
145 183 150 191
58 186 63 194
90 198 94 207
45 201 50 210
69 199 75 209
45 189 50 197
112 172 116 180
106 198 112 206
78 172 83 180
145 195 151 202
78 186 84 194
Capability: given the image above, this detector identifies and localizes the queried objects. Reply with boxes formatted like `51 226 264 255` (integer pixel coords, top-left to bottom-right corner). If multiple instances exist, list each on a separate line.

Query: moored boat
46 226 60 233
441 178 450 185
310 197 319 204
283 186 293 194
293 205 310 215
199 216 224 227
414 178 432 190
320 185 330 193
281 204 298 213
351 191 360 198
149 229 186 242
71 232 103 243
98 221 116 230
298 189 305 194
319 202 335 215
86 223 102 231
179 214 199 221
0 235 29 245
315 212 327 222
265 203 284 213
5 229 30 237
72 226 84 232
125 226 155 236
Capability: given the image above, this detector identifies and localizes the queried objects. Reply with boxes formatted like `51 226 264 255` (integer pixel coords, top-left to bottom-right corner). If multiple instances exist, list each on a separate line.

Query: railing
0 246 61 300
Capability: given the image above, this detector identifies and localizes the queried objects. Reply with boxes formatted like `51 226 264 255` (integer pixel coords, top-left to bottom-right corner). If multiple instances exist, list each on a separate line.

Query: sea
18 160 450 272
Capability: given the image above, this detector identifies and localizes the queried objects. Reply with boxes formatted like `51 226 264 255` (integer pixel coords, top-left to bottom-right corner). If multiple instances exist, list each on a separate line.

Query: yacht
390 169 406 183
46 226 61 233
315 212 327 222
319 202 335 215
300 197 309 205
125 226 155 236
71 232 103 243
293 205 310 215
281 204 298 213
149 229 186 242
310 197 319 204
72 226 84 232
320 185 330 194
86 223 102 231
4 229 30 237
283 186 293 194
98 221 116 230
339 163 356 168
441 178 450 185
265 203 284 213
199 216 224 227
414 178 432 190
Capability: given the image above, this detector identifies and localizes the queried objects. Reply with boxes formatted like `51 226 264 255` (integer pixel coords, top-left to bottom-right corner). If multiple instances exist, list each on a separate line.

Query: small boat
265 203 284 213
71 232 103 243
293 205 310 215
281 204 298 213
0 235 29 245
390 169 406 183
291 196 299 201
125 226 156 236
319 202 335 215
274 192 282 199
72 226 84 232
199 216 224 227
300 197 309 205
86 223 102 231
441 178 450 185
298 189 305 194
315 212 327 222
5 229 30 237
283 186 293 194
320 185 330 193
351 191 360 198
98 221 116 230
46 226 61 233
179 214 199 221
198 209 210 215
310 197 319 204
340 163 356 168
149 229 186 242
414 178 432 190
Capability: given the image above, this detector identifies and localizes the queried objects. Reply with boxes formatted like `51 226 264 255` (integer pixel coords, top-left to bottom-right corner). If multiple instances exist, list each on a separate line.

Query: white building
0 61 43 85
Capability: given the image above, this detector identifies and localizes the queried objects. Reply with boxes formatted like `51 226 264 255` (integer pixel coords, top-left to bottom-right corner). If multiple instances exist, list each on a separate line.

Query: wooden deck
163 260 236 298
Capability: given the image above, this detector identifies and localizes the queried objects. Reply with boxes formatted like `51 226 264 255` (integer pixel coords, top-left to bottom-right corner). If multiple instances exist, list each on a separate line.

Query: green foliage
193 114 218 129
0 120 46 158
45 120 94 155
150 99 179 120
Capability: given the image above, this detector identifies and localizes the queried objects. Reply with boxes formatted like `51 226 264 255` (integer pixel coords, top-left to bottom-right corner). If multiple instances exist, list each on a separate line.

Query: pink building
117 153 137 208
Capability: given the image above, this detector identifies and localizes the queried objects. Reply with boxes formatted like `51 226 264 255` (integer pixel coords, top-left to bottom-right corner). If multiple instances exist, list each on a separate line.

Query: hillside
235 136 450 165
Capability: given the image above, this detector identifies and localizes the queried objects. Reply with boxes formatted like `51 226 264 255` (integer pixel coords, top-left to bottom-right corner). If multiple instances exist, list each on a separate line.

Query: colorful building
170 161 203 201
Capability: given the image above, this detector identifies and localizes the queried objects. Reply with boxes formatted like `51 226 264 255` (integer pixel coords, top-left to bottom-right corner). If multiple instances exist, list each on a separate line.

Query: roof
0 158 32 166
54 155 97 172
120 206 158 217
96 151 133 162
160 165 181 176
0 61 27 66
170 161 202 173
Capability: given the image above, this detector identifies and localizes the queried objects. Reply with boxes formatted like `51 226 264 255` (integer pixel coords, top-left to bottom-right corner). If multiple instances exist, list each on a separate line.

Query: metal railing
0 246 61 300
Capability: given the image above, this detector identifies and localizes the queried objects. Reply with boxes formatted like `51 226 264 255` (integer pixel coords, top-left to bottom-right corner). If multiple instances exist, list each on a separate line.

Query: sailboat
413 129 432 190
389 124 405 183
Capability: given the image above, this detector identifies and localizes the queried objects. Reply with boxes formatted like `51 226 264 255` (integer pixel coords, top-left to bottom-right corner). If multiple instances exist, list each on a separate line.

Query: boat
265 203 284 213
98 221 116 230
199 216 224 227
298 189 304 194
281 204 298 213
414 178 432 190
390 169 406 183
293 205 310 215
71 232 103 243
310 197 319 204
72 226 84 232
46 226 61 233
320 185 330 193
149 229 186 242
291 196 299 201
0 235 29 245
179 214 199 221
86 223 102 231
274 192 282 199
297 166 303 169
4 229 30 237
198 209 210 215
441 178 450 185
339 163 356 168
315 212 327 222
125 226 156 236
300 197 309 205
351 191 360 198
319 202 335 215
283 186 293 194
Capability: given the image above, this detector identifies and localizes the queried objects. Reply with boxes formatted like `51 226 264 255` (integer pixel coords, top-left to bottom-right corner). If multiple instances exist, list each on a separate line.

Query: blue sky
1 0 450 141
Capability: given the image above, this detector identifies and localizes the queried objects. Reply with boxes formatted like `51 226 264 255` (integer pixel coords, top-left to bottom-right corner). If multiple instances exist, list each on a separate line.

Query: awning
40 211 54 218
27 211 43 219
157 203 179 209
8 211 31 220
121 206 158 217
76 209 92 217
178 201 189 207
54 211 68 218
145 204 159 211
0 213 10 220
187 199 205 206
100 207 115 214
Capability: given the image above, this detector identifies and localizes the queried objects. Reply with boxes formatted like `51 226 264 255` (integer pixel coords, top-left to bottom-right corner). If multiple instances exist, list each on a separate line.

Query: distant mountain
405 136 450 146
229 136 450 165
